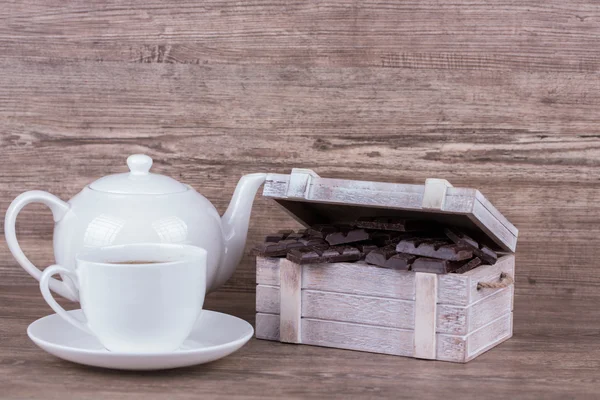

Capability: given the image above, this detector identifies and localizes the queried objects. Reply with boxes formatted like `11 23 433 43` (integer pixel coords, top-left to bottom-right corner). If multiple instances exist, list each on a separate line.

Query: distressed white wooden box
255 170 518 363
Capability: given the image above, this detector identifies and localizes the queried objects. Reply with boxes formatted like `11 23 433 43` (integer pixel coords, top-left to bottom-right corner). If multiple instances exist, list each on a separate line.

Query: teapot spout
213 173 267 291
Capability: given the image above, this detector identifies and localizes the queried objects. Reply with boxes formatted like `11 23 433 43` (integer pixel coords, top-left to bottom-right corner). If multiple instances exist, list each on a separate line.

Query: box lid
262 169 518 252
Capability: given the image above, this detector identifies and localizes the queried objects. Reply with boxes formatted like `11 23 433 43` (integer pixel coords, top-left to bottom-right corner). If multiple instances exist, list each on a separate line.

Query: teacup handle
40 265 92 335
5 191 78 301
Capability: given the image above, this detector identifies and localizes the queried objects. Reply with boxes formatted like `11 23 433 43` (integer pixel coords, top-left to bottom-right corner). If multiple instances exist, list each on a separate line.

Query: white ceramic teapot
5 154 267 301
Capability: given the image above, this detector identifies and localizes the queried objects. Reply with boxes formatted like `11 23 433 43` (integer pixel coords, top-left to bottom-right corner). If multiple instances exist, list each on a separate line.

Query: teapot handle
4 191 78 301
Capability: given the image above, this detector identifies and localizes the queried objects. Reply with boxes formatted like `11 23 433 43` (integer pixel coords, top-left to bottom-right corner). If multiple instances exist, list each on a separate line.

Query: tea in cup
39 243 207 353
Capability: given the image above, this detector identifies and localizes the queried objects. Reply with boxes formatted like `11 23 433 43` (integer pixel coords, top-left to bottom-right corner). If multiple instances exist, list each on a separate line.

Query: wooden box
255 169 518 363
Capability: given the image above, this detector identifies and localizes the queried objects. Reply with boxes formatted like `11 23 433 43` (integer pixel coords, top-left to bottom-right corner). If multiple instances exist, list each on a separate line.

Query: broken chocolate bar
287 245 362 265
365 246 416 270
254 230 328 257
453 257 483 274
307 224 369 245
411 256 482 274
395 238 472 261
307 224 340 238
368 231 407 247
253 240 305 257
265 229 294 242
355 217 438 232
324 227 369 246
355 242 379 259
444 228 498 265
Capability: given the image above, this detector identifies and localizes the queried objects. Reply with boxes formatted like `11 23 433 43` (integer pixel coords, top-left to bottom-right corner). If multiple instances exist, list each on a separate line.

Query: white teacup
39 243 207 353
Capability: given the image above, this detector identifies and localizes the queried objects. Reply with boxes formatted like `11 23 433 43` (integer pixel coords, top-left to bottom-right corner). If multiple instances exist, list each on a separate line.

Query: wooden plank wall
1 1 599 301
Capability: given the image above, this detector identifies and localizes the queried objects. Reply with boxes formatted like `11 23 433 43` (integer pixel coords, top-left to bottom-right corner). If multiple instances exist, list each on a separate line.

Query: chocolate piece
307 224 340 238
453 257 483 274
395 238 472 261
445 228 498 265
411 257 481 274
355 242 379 259
265 230 294 242
253 240 305 257
287 245 362 265
325 227 369 245
255 230 328 257
297 237 329 247
355 217 438 232
368 231 407 246
365 246 416 270
386 253 418 270
365 245 396 266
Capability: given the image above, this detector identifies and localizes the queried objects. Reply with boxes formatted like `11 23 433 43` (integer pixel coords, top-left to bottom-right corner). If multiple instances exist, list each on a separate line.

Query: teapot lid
89 154 188 195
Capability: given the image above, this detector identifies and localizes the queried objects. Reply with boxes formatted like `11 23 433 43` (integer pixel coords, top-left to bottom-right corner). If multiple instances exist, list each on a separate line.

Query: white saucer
27 309 254 370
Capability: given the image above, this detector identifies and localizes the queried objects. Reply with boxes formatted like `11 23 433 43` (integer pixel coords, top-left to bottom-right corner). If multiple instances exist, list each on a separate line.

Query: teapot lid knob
88 154 188 194
127 154 153 175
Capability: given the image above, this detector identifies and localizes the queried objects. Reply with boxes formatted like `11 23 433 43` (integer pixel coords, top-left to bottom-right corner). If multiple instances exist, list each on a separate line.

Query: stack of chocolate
253 217 498 274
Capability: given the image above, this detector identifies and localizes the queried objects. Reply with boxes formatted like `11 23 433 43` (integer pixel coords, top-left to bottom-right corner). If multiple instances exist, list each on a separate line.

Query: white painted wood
301 318 414 357
465 312 513 362
437 273 470 306
286 168 319 199
437 286 513 335
256 311 512 363
421 178 453 210
302 290 415 330
436 311 513 363
468 286 514 332
302 262 415 300
470 200 517 252
414 272 438 359
465 254 515 304
435 333 466 362
438 254 515 306
475 190 519 237
256 285 280 315
279 259 302 343
258 260 416 300
262 172 517 252
256 256 280 286
254 229 516 362
255 312 280 341
256 283 513 335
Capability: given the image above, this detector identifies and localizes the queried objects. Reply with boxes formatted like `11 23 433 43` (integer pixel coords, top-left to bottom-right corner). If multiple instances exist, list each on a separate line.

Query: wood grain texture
302 290 414 330
256 257 514 362
263 172 517 251
258 256 514 307
256 281 513 335
437 286 514 335
436 312 513 363
438 255 515 306
255 284 279 315
0 0 599 394
414 272 438 359
301 261 416 299
301 318 415 357
278 259 302 343
1 285 599 399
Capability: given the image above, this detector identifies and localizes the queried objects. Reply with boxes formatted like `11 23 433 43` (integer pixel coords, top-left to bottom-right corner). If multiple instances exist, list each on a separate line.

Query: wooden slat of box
263 171 518 252
436 313 513 362
257 311 513 363
257 255 515 305
258 172 517 362
258 259 416 300
257 284 513 336
256 255 515 363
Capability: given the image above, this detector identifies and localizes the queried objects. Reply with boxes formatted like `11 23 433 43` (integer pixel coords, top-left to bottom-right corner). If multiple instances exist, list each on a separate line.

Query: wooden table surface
1 0 600 398
0 285 598 399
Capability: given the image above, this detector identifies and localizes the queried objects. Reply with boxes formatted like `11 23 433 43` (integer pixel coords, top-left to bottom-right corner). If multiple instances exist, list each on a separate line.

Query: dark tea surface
107 260 161 265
